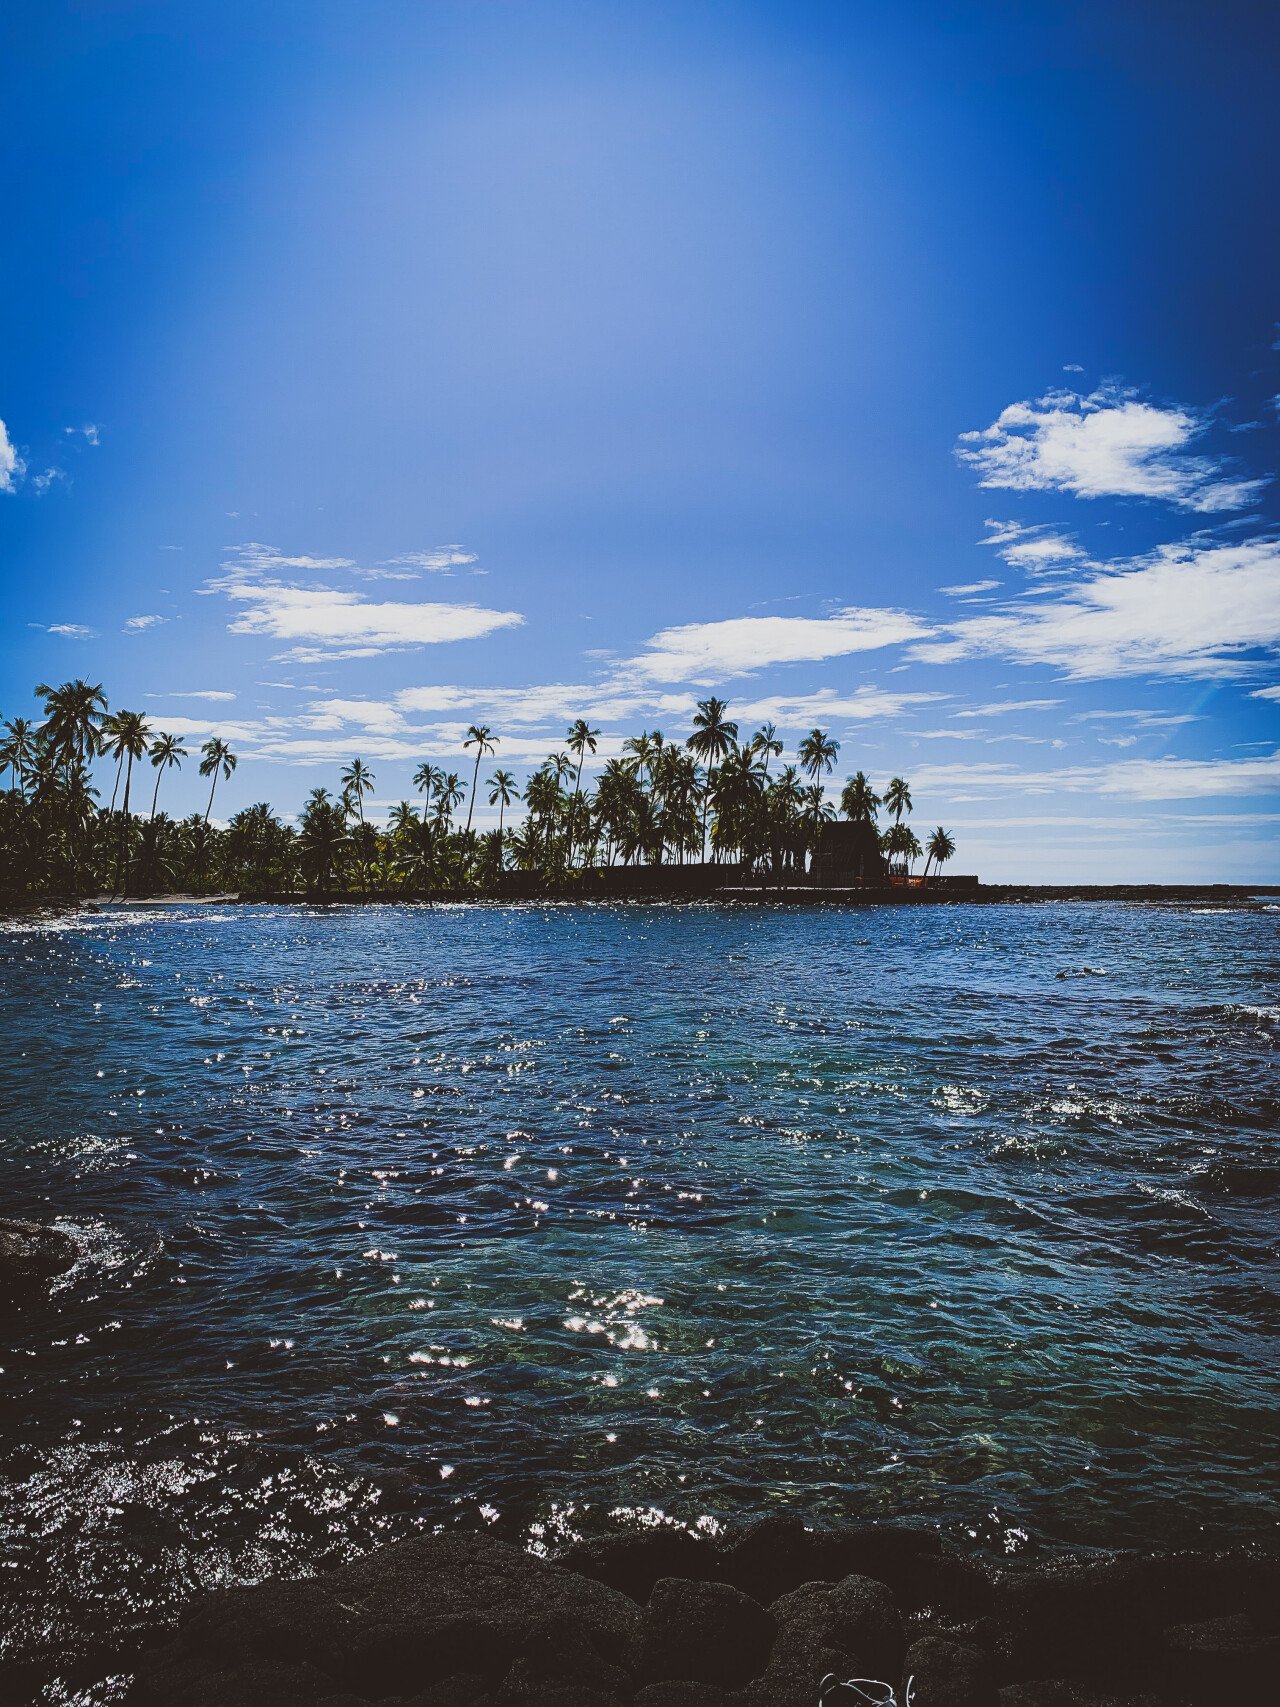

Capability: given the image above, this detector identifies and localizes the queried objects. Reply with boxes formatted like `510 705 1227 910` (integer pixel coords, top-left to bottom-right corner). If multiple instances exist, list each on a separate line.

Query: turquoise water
1 901 1277 1693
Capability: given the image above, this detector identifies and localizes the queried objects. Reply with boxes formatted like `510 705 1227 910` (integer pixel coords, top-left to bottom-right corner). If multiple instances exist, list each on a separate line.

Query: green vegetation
1 680 955 899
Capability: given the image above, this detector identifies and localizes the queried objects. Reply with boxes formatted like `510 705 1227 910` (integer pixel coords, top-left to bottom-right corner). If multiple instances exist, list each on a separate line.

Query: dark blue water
2 901 1278 1698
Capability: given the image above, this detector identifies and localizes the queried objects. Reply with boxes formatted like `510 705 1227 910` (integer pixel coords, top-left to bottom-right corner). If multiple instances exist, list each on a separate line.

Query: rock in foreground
130 1524 1280 1707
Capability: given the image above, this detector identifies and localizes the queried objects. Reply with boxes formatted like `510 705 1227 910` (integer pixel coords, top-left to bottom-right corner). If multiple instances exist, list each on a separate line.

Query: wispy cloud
145 689 236 702
64 423 100 445
912 749 1280 801
32 621 95 639
733 687 946 725
124 613 168 631
385 547 479 573
630 608 931 683
980 519 1086 574
916 535 1280 679
1251 685 1280 703
0 418 26 493
952 698 1062 718
204 543 523 660
957 385 1269 511
939 579 1002 597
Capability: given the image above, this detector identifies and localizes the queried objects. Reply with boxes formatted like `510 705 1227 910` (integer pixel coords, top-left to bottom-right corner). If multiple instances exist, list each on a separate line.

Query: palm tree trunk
108 754 124 818
204 772 218 825
115 753 134 896
465 755 481 835
150 766 163 823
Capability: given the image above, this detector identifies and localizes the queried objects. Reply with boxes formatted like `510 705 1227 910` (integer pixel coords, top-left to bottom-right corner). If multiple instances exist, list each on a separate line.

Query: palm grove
1 681 956 898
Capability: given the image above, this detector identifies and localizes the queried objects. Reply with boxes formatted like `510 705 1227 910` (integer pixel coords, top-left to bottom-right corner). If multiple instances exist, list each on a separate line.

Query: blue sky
3 0 1278 881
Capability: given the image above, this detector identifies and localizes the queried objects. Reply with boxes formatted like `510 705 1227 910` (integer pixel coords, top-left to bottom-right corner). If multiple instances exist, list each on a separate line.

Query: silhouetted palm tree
840 771 881 822
148 733 187 822
1 718 37 800
565 719 600 866
487 769 518 840
688 698 739 857
884 775 913 828
462 725 497 834
341 757 376 887
109 710 151 892
749 722 783 774
36 679 107 772
199 737 237 825
922 825 956 884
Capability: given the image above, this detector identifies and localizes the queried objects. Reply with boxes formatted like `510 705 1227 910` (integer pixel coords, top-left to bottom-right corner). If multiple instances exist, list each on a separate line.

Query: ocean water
1 900 1277 1697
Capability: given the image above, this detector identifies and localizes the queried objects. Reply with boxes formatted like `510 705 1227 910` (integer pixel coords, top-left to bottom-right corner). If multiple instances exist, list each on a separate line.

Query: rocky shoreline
126 1520 1278 1707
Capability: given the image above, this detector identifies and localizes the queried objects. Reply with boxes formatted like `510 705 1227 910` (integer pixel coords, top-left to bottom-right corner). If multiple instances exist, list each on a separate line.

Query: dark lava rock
905 1634 998 1707
992 1557 1165 1684
0 1217 77 1297
739 1572 905 1707
135 1533 642 1705
1161 1613 1280 1704
999 1685 1158 1707
724 1517 988 1618
633 1685 731 1705
557 1531 722 1603
635 1578 774 1689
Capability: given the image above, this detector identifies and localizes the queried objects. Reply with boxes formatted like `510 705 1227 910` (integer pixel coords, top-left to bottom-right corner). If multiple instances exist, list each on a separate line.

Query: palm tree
199 737 237 825
797 728 839 863
922 825 956 884
36 679 107 772
148 733 187 822
388 800 418 839
565 719 600 867
108 710 151 892
0 718 37 800
462 725 497 835
433 772 465 831
883 775 913 828
487 769 518 840
749 722 783 774
797 727 839 787
688 697 739 858
340 757 376 889
412 761 441 802
840 771 881 823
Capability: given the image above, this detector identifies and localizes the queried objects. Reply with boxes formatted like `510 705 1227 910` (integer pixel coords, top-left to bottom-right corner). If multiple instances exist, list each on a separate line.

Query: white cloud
0 419 26 492
957 386 1269 511
915 535 1280 679
31 467 64 494
630 608 931 683
1251 685 1280 703
939 579 1002 596
36 622 96 639
980 520 1085 574
146 690 236 702
64 423 100 445
205 544 524 659
385 548 479 573
733 687 946 726
912 749 1280 802
392 681 692 728
125 613 168 631
952 699 1062 718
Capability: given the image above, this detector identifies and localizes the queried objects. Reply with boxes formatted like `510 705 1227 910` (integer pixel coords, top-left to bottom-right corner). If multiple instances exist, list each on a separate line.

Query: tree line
1 680 956 898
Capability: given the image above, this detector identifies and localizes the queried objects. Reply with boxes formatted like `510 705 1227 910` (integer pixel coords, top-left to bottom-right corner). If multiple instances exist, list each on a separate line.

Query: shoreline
5 882 1280 918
